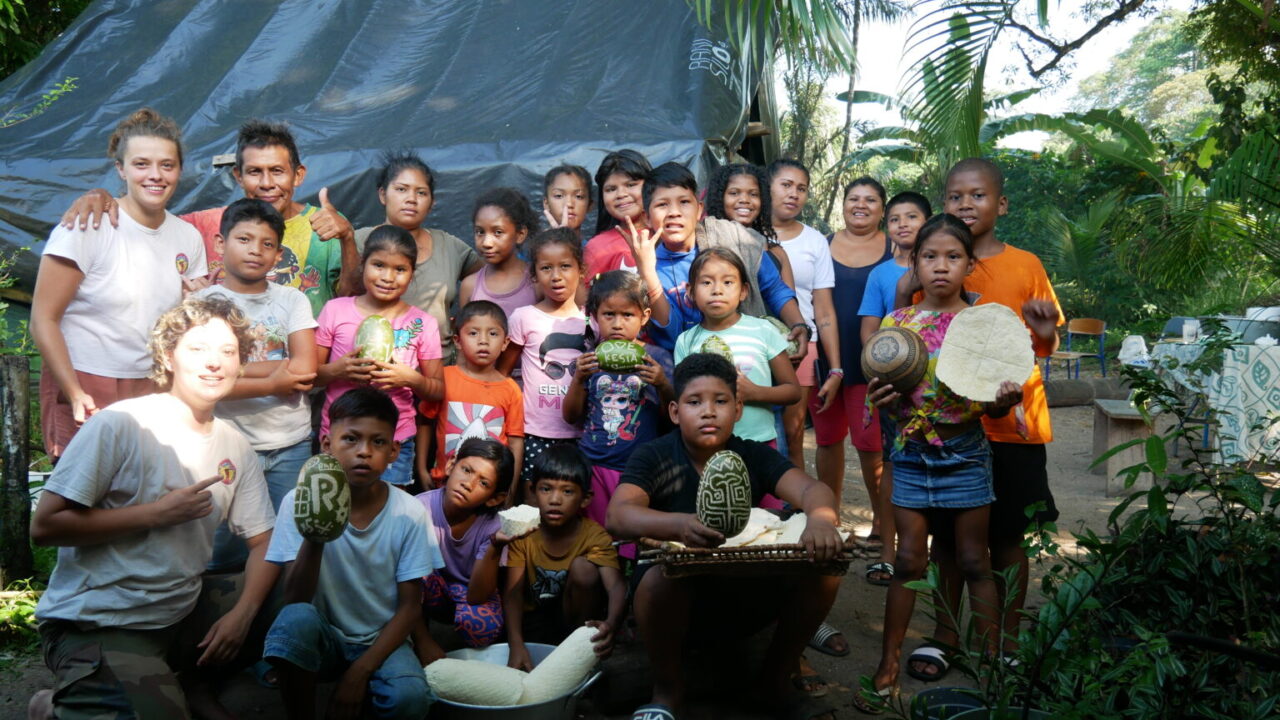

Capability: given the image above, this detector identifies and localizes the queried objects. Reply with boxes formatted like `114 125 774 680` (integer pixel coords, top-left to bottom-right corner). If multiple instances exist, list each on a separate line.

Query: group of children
27 106 1063 720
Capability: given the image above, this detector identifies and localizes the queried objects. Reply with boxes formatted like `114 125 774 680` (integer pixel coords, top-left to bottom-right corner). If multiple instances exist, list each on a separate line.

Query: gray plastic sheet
0 0 764 290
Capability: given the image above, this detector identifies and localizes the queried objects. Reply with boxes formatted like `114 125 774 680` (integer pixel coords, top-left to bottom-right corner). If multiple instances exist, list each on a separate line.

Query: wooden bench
1093 399 1154 496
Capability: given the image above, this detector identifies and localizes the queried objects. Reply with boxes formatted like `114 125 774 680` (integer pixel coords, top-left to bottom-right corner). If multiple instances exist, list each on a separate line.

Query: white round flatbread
936 304 1035 402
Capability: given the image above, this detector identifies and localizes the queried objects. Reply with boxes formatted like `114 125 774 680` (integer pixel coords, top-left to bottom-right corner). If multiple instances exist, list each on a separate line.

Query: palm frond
858 0 913 25
1112 195 1261 290
983 88 1040 112
690 0 857 73
842 142 926 166
836 89 898 107
857 125 924 143
1209 132 1280 210
1075 109 1158 161
900 1 1015 164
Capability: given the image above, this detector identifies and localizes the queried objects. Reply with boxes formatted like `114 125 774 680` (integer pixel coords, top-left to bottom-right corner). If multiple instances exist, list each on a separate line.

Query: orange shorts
40 367 155 459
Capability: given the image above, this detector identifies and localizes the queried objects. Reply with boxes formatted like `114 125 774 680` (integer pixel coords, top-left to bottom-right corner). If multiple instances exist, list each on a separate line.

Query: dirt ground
0 404 1136 720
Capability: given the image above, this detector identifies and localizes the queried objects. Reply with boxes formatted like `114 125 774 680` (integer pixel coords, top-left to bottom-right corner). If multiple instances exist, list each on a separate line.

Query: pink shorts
40 367 155 459
760 439 785 509
795 341 819 387
810 382 883 452
587 465 634 558
586 465 621 527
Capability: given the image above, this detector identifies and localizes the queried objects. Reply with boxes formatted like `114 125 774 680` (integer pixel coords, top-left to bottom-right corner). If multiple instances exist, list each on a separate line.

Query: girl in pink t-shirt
316 226 443 487
499 228 587 494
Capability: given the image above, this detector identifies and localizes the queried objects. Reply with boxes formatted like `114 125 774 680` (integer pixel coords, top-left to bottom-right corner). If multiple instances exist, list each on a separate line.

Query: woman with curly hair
29 295 278 720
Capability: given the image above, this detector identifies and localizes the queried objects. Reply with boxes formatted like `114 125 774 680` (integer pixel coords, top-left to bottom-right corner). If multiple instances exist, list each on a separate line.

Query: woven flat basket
637 538 865 578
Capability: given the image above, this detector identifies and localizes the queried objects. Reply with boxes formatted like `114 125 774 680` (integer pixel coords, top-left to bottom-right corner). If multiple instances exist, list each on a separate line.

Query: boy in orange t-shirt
418 301 525 486
904 158 1063 682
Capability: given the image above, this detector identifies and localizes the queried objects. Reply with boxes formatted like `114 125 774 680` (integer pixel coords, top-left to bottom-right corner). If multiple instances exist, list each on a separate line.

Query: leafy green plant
0 75 76 128
869 322 1280 719
1035 323 1279 718
0 246 35 355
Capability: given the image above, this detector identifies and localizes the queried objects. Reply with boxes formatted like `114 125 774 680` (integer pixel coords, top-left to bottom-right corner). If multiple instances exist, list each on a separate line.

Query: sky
800 0 1196 150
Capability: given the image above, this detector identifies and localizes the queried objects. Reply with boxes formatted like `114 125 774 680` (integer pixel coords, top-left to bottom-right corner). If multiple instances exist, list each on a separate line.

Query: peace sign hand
543 202 571 229
621 215 663 273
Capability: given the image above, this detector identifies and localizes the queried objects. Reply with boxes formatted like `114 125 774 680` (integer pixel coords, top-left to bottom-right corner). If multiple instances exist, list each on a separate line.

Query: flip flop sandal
864 561 895 586
792 668 830 698
632 704 676 720
851 686 893 715
807 622 851 657
906 644 951 682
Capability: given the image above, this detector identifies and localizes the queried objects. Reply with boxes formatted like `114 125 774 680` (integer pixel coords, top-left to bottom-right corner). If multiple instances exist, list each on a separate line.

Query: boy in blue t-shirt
621 162 809 355
264 387 443 719
857 191 932 341
856 191 931 586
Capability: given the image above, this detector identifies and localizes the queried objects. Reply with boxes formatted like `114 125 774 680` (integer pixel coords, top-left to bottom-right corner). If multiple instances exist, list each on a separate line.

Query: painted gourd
356 315 394 363
765 316 801 356
860 326 928 393
695 450 752 537
595 339 646 371
293 454 350 543
700 335 734 364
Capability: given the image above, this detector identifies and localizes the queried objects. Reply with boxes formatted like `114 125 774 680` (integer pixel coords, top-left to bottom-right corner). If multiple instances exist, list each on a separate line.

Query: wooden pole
0 354 33 586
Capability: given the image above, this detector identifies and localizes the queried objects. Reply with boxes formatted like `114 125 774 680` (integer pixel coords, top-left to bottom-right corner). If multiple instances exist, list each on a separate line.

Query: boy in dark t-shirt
607 354 844 719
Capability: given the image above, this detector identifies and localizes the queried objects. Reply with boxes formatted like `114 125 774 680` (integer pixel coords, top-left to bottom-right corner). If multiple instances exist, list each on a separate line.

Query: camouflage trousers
39 572 267 720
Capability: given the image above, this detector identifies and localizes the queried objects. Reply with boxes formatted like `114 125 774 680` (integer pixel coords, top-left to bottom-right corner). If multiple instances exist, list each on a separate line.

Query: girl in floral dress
856 214 1025 713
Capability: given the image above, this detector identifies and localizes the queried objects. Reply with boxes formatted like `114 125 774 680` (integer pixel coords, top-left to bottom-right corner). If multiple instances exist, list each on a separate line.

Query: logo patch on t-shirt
175 253 189 274
218 458 237 485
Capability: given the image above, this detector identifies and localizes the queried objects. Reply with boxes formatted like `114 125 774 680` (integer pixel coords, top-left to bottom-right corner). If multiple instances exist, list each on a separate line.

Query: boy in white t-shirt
29 295 276 720
197 198 318 571
264 387 443 719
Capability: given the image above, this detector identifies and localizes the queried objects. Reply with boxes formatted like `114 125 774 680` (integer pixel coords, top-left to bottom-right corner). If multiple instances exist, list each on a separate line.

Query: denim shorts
264 603 432 720
383 437 416 486
890 427 995 509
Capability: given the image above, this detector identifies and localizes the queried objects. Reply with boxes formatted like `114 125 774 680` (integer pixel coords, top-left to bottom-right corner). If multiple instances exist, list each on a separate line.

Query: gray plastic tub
429 642 601 720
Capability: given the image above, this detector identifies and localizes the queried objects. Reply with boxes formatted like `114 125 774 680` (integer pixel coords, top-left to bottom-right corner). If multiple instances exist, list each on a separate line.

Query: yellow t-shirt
504 518 619 611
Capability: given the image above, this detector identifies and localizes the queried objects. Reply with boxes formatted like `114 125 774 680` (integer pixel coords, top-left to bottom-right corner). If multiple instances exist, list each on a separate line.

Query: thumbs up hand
310 187 354 243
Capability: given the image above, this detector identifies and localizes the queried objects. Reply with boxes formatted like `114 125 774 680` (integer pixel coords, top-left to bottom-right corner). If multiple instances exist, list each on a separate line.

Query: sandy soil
0 405 1139 720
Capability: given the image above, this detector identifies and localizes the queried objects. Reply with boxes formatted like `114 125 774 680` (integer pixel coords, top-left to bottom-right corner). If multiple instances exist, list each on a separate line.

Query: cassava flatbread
936 304 1035 402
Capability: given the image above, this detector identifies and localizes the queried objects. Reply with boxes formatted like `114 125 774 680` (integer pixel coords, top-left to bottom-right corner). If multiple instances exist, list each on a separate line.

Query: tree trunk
823 0 862 224
0 355 33 586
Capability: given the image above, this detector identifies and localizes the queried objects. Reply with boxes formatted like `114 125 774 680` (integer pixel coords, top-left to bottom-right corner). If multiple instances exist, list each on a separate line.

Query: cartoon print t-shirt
581 369 660 469
503 518 619 611
196 284 317 450
507 306 586 439
423 366 525 482
184 204 345 318
315 296 442 442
